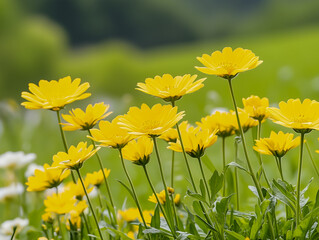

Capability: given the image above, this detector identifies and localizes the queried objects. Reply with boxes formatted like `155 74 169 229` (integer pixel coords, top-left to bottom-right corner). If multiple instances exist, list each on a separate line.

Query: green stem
198 157 211 201
305 141 319 179
170 150 175 188
55 187 65 240
56 110 76 183
81 213 92 240
142 165 177 238
296 132 305 227
276 156 284 181
75 169 105 240
227 78 275 240
88 130 117 226
118 148 148 229
10 227 17 240
234 139 240 210
171 101 197 192
222 136 226 197
257 121 271 188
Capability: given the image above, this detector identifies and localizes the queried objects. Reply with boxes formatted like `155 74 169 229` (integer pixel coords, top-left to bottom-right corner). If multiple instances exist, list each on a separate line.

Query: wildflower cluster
1 46 319 240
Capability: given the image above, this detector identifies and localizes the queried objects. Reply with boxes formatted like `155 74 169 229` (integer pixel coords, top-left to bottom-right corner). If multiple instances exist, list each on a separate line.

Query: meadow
1 26 319 239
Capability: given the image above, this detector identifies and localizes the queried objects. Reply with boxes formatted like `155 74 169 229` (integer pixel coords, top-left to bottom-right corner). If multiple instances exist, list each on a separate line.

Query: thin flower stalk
222 136 226 197
142 165 177 238
56 110 76 183
227 78 276 240
234 138 240 210
118 149 148 229
296 132 305 227
170 151 175 188
55 187 65 240
75 169 105 240
87 129 117 226
256 120 271 188
305 142 319 179
197 157 211 201
275 156 284 181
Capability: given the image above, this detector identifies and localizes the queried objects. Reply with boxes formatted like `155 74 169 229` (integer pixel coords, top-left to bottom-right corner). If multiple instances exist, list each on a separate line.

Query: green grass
1 26 319 230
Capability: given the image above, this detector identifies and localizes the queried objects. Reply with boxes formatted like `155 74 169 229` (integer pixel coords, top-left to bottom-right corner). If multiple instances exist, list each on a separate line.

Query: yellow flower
66 210 82 230
242 95 269 122
197 111 235 138
136 74 205 102
44 191 76 215
64 180 93 200
267 99 319 133
122 136 153 166
41 212 55 224
169 121 218 158
61 102 112 131
253 131 300 158
230 109 258 134
21 76 91 111
26 164 70 192
85 168 110 187
89 116 134 149
118 104 184 137
159 127 178 142
196 47 262 79
53 142 99 170
118 208 154 226
148 189 180 205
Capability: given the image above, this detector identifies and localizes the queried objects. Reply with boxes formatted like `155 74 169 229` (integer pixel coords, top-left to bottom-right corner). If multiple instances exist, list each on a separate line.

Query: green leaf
143 227 173 237
272 179 296 213
151 204 160 228
227 161 249 174
225 230 246 240
187 189 206 203
192 201 205 218
209 170 224 201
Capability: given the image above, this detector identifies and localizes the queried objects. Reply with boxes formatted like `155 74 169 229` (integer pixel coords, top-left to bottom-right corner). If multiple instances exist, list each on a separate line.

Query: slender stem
198 157 211 201
142 165 177 238
257 121 271 188
222 136 226 197
170 150 175 188
152 136 169 193
171 101 197 192
276 156 284 180
170 194 179 227
75 169 105 240
305 141 319 179
10 227 17 240
227 78 275 240
81 213 92 240
234 139 240 210
88 130 117 226
56 111 76 183
296 132 305 227
118 149 148 229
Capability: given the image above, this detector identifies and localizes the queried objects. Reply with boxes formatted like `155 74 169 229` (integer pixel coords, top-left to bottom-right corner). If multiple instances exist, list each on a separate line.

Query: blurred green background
1 0 319 227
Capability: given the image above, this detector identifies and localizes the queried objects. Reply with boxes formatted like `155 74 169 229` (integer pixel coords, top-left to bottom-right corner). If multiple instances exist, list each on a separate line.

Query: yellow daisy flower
242 95 269 122
21 76 91 111
267 99 319 133
66 210 82 230
44 191 76 215
253 131 300 158
64 180 94 200
118 103 184 137
148 189 180 205
169 121 218 158
136 74 205 102
196 47 263 79
118 208 154 226
53 142 99 170
41 212 55 224
61 102 112 131
230 109 258 134
158 127 178 143
26 163 70 192
197 111 235 138
88 116 135 149
122 136 153 166
85 168 111 187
